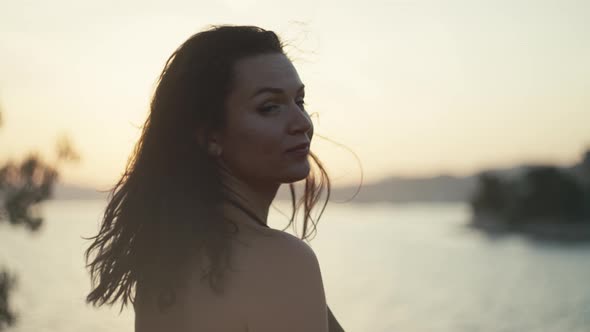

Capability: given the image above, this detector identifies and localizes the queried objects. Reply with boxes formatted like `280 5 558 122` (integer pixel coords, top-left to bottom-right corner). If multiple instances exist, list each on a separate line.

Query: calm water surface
1 199 589 332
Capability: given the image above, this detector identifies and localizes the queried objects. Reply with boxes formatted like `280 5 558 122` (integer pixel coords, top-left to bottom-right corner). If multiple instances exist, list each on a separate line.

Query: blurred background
1 0 589 331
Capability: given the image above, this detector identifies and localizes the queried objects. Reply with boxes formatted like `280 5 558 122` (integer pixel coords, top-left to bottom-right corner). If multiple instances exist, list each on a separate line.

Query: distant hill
51 182 109 200
288 175 479 204
51 165 536 203
275 166 539 204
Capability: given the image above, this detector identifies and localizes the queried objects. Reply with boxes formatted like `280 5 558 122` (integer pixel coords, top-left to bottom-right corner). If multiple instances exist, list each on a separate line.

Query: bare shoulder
232 222 317 260
262 230 319 262
235 228 321 280
235 230 328 332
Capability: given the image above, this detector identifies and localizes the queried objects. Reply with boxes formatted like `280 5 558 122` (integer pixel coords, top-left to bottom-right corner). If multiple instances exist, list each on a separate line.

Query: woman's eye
259 99 305 113
259 105 279 113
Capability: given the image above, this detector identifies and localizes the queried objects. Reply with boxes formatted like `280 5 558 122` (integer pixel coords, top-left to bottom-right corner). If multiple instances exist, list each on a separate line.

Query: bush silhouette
0 109 79 330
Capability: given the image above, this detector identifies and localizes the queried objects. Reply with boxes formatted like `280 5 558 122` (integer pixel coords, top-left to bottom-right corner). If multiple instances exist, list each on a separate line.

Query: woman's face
214 53 314 186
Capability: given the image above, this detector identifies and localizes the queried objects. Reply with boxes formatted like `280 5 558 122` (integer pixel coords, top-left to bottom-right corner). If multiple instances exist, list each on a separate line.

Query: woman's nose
288 102 313 139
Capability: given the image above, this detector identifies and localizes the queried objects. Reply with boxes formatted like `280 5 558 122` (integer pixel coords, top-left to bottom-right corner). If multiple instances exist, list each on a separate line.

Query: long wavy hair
84 25 332 313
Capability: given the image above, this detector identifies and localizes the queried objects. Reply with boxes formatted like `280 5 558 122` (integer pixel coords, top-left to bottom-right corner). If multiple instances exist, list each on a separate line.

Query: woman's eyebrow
250 84 305 99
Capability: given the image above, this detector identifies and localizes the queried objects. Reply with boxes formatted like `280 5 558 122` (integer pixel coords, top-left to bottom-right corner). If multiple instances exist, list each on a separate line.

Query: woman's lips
285 142 310 152
285 145 309 157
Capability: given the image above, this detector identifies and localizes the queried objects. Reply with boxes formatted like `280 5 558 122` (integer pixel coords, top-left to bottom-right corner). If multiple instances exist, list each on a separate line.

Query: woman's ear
195 127 223 157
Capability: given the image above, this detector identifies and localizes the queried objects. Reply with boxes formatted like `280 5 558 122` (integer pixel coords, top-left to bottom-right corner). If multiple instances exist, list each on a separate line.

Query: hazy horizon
1 0 589 189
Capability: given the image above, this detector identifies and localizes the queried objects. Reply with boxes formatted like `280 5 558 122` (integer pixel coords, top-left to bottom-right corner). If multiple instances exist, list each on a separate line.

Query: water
1 199 590 332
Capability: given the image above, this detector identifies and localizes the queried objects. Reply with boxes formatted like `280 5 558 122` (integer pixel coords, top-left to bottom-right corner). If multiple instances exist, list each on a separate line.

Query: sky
1 0 589 189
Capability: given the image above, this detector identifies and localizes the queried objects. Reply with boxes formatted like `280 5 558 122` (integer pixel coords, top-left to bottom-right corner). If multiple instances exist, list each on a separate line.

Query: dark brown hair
84 25 332 313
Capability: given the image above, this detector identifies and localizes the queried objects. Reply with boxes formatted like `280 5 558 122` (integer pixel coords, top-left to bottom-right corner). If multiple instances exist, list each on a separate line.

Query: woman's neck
217 160 280 227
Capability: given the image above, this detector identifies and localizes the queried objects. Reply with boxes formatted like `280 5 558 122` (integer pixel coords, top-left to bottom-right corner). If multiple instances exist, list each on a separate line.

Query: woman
85 25 345 331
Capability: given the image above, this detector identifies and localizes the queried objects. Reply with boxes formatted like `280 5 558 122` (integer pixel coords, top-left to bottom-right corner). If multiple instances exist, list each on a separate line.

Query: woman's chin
281 164 311 183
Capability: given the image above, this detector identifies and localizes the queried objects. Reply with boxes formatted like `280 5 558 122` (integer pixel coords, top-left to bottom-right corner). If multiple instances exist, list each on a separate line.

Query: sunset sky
1 0 589 189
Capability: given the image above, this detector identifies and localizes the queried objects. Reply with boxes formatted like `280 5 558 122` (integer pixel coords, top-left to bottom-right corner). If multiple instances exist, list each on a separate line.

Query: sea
1 199 589 332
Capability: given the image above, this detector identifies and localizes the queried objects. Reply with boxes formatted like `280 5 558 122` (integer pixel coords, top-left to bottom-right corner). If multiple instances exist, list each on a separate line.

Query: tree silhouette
470 172 509 216
0 109 80 330
517 166 585 223
470 151 590 231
